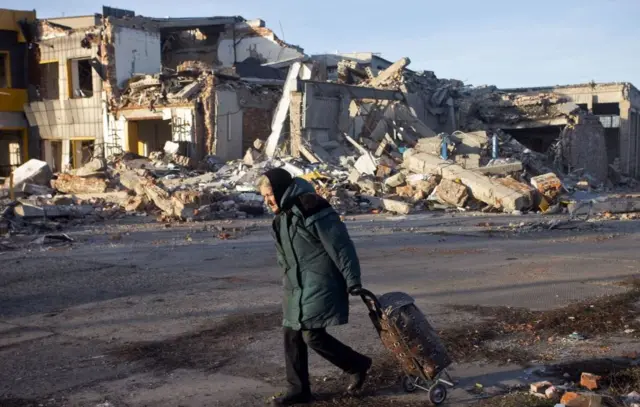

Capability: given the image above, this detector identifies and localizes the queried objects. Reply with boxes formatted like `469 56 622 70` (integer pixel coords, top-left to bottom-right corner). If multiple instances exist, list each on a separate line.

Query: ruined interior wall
214 89 243 161
560 116 609 182
162 30 220 70
113 26 162 87
217 27 304 67
242 107 272 151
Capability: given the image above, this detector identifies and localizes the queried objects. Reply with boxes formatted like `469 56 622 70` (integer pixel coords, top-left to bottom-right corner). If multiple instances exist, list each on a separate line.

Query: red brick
580 372 601 390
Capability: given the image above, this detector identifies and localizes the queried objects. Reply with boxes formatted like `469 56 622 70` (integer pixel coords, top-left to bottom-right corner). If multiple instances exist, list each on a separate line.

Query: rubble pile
4 46 640 238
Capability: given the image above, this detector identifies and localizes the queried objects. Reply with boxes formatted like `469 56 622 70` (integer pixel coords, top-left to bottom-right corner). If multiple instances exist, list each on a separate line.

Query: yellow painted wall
126 121 139 153
0 8 36 42
0 88 27 112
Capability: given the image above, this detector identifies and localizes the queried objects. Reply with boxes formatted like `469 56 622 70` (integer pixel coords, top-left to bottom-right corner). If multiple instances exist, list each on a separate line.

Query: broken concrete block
253 139 265 151
545 386 561 401
243 148 262 166
530 381 552 394
494 177 535 209
436 179 469 207
75 157 107 177
560 392 602 407
531 173 562 199
14 202 94 219
370 57 411 87
395 185 415 199
475 161 524 175
52 174 108 195
414 137 442 155
384 173 406 188
354 154 378 176
382 198 411 215
5 159 53 190
405 152 528 212
299 145 321 164
164 141 180 155
580 373 601 391
376 165 393 179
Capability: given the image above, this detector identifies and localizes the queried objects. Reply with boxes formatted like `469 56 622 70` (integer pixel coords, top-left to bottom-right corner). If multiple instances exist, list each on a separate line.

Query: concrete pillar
61 139 72 171
619 100 632 175
289 92 303 158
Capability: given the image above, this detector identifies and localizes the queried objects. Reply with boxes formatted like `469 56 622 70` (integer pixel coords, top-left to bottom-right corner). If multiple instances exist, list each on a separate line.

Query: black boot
347 357 372 394
271 391 312 406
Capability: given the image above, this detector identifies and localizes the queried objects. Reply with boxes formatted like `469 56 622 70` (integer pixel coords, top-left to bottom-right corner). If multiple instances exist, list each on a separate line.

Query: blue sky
6 0 639 88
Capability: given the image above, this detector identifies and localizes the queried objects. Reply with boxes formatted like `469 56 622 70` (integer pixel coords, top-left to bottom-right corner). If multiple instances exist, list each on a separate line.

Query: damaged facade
24 7 303 170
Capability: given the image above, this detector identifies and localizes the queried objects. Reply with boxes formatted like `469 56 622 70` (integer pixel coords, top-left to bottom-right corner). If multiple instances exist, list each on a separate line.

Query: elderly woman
257 168 371 406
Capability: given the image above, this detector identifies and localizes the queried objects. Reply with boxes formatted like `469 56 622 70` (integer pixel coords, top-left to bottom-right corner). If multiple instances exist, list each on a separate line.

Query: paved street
1 213 639 406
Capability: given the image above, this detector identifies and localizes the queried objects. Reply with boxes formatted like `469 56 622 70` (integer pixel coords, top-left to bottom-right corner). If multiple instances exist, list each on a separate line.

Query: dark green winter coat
271 178 362 331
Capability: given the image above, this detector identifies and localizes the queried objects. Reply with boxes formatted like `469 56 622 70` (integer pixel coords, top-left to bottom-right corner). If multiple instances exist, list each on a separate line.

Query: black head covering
263 168 293 209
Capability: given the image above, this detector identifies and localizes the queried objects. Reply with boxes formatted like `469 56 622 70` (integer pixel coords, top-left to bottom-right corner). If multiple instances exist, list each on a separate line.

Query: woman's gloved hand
348 284 364 296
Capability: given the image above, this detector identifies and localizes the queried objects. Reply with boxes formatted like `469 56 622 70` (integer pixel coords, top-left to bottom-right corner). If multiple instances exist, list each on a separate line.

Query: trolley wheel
428 383 447 405
401 375 417 393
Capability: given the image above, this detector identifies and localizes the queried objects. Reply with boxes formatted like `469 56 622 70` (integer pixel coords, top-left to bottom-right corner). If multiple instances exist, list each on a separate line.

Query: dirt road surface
2 212 640 406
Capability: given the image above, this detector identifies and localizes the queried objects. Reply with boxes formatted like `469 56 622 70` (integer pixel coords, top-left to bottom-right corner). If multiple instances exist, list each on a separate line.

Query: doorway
128 119 172 156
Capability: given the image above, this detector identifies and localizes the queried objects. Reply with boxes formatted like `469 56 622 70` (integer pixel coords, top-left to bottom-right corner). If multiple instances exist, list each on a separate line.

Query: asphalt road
1 213 639 406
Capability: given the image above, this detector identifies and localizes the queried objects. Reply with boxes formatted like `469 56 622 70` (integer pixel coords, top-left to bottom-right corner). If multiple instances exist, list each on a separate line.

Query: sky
5 0 640 88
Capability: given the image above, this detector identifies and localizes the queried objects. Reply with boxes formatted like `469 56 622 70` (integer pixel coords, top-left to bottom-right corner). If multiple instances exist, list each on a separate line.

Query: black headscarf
264 168 293 209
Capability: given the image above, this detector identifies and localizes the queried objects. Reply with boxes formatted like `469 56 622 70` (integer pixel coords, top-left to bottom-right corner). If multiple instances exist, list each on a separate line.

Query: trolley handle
359 288 383 318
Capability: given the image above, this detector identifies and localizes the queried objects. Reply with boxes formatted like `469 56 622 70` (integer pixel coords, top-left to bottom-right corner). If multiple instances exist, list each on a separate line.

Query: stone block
475 161 524 175
5 159 53 190
531 173 562 199
382 198 411 215
384 173 406 188
436 179 469 207
376 165 393 179
530 381 552 394
395 185 414 198
580 372 601 391
561 392 602 407
243 148 262 166
354 154 378 176
405 152 528 212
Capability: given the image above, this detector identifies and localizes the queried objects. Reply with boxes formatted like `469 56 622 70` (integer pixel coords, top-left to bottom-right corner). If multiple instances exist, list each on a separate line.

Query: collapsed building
23 7 304 170
3 5 640 236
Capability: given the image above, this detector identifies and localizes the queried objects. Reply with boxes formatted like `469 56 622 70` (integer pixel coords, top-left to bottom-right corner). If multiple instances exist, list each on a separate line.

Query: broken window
0 52 9 88
38 61 60 100
592 102 620 115
9 142 21 167
69 58 93 98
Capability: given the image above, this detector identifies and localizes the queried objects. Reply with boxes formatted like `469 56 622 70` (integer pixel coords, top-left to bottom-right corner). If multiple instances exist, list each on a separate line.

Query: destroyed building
23 7 304 169
5 5 640 235
0 8 36 177
489 82 640 178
